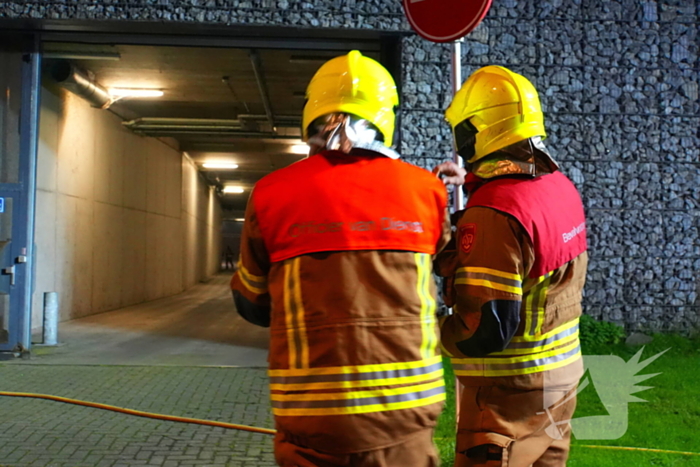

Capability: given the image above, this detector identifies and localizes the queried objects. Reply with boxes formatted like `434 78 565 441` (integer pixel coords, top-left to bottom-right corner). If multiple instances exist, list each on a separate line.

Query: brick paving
0 365 275 467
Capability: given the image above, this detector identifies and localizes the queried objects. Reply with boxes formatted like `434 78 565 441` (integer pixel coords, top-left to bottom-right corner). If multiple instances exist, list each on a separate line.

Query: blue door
0 37 40 354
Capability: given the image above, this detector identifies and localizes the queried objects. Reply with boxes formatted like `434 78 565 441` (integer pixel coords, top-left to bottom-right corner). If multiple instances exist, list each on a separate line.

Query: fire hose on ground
1 391 698 457
0 391 276 436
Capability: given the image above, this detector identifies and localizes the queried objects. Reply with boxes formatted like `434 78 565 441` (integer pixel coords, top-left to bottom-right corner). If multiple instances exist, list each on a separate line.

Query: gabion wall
2 0 699 332
403 1 700 333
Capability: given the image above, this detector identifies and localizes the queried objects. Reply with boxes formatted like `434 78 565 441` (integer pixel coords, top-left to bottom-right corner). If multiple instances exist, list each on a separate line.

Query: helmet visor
453 119 479 161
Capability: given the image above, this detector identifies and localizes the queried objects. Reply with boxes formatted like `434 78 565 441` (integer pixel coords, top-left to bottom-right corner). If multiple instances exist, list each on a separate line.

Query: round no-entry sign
402 0 492 43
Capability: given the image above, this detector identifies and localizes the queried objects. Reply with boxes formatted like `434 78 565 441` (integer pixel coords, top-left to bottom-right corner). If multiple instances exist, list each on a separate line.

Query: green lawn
434 333 700 466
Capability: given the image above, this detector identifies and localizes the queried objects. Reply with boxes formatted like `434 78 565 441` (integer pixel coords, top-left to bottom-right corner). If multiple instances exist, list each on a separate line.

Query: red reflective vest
253 150 448 262
466 171 587 278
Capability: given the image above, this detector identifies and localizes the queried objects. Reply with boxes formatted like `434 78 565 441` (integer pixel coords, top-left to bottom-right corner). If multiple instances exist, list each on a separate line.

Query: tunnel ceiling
42 42 380 215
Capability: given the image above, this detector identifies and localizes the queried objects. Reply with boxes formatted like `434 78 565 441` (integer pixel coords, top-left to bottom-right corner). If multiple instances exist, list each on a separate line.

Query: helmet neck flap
307 112 399 159
470 136 559 179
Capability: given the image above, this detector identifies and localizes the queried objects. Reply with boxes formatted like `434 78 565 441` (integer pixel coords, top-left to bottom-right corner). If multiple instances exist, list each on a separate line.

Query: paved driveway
0 365 275 466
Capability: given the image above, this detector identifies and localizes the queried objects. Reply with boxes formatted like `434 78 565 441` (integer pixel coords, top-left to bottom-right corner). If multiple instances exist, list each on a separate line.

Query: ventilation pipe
122 116 301 139
50 60 112 109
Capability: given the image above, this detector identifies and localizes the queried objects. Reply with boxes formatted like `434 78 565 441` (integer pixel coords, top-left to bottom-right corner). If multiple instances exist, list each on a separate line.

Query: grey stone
625 332 654 346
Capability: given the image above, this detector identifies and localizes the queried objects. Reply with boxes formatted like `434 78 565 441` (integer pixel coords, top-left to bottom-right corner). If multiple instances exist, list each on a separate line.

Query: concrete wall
34 87 221 328
3 0 699 332
182 155 223 289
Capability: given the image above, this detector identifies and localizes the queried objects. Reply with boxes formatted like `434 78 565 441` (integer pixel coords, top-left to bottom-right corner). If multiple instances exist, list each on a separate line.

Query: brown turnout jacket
232 152 452 453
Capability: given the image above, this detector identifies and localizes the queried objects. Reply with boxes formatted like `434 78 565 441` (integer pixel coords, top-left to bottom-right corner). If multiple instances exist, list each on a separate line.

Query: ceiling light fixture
202 162 239 169
43 52 122 61
109 88 164 98
235 218 245 222
290 144 310 155
223 186 245 194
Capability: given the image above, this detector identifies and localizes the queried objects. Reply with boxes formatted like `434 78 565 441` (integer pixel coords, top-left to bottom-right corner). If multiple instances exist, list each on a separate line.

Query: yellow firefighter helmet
445 65 546 163
303 50 399 147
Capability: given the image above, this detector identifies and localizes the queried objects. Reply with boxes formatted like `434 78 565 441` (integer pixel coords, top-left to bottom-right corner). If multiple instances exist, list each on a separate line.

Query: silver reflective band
453 344 581 376
506 321 579 351
271 385 446 410
269 361 444 385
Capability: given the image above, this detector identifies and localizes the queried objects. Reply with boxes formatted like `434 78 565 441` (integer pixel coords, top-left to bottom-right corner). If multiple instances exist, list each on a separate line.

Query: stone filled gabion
1 0 698 332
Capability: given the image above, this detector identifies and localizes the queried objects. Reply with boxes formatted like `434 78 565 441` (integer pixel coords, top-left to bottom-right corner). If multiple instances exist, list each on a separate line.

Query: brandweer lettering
348 218 425 233
288 221 344 238
288 218 424 237
562 222 586 243
380 217 424 233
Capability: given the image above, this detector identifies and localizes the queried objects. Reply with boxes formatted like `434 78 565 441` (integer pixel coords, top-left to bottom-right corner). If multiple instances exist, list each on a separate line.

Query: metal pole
450 38 465 428
450 39 465 211
42 292 58 346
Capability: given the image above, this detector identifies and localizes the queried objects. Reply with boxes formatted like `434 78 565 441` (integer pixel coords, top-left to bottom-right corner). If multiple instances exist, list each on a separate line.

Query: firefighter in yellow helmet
434 66 588 467
231 50 451 467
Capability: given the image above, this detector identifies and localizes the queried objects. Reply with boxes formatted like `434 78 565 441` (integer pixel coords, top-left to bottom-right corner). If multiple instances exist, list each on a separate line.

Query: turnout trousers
454 384 577 467
274 428 439 467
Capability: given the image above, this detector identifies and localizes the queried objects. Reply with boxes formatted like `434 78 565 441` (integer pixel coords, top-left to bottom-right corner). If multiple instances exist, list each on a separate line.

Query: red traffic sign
402 0 492 43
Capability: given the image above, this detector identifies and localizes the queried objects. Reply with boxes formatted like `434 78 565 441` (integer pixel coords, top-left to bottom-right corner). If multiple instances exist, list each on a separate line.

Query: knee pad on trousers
456 446 507 466
455 431 513 467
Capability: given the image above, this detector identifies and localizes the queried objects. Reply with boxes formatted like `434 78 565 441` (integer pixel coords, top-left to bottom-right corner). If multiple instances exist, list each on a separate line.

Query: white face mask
307 113 399 160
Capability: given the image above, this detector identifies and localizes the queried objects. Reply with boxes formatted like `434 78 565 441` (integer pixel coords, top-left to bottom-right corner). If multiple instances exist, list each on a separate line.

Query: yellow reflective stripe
522 278 536 339
269 359 443 389
454 278 523 295
532 273 551 336
271 379 445 412
456 267 521 281
283 261 298 369
415 253 427 357
452 339 579 366
493 330 580 356
511 318 580 343
453 350 581 377
269 369 444 391
272 393 445 417
271 379 444 402
516 348 582 374
416 253 436 359
283 258 309 369
522 273 549 339
237 261 268 295
268 355 442 377
292 257 309 369
238 274 266 295
422 254 435 358
238 260 266 282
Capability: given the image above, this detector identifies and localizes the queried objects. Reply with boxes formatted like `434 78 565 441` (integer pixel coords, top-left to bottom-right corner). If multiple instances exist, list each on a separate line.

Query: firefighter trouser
454 384 577 467
274 428 438 467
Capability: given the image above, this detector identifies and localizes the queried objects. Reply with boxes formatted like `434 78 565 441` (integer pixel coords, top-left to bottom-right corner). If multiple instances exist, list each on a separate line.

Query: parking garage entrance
0 24 400 363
